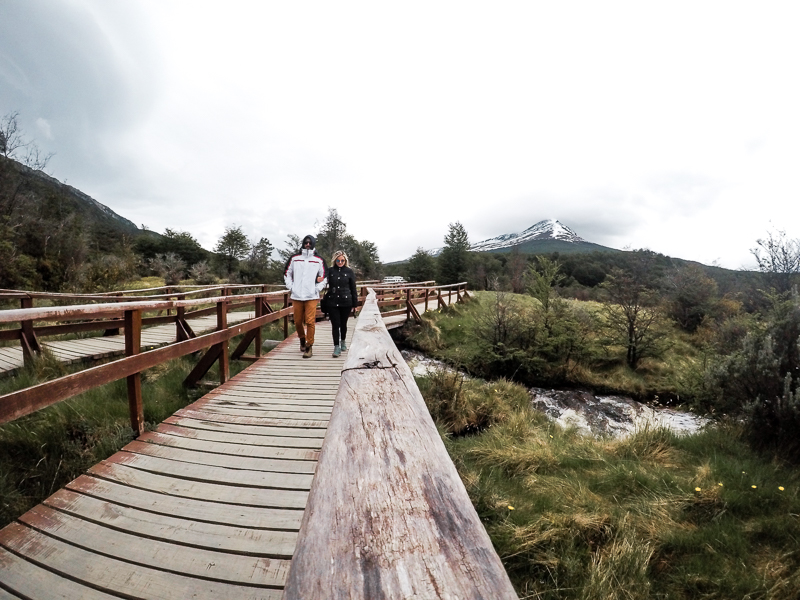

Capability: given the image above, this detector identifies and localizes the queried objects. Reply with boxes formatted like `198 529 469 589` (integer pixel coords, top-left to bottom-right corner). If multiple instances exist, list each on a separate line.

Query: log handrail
283 288 515 599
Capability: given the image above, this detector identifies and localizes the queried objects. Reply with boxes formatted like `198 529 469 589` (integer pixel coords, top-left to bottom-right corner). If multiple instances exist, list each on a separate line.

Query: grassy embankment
408 292 800 599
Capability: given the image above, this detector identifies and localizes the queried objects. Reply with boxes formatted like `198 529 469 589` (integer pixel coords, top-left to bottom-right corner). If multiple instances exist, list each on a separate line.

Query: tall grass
416 370 800 598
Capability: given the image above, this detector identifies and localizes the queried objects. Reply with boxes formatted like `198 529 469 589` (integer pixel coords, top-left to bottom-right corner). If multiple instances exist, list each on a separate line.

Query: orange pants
293 299 319 346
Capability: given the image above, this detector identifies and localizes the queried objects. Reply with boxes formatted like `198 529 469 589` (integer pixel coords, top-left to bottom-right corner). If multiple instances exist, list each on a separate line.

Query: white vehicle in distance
381 276 406 284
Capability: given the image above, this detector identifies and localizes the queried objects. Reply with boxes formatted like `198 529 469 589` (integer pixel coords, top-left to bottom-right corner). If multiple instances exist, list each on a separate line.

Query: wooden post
283 292 289 339
124 309 144 437
406 288 411 321
254 294 263 358
424 287 429 313
19 297 41 368
217 298 229 384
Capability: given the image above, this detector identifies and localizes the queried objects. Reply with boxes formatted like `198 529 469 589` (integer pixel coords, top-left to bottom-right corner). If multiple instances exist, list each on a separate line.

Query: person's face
303 239 311 248
335 257 345 265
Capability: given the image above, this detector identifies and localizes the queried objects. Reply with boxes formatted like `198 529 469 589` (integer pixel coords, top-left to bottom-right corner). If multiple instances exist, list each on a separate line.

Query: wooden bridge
0 282 518 599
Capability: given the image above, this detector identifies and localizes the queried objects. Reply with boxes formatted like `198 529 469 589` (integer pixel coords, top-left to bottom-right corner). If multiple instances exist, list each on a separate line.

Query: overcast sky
2 1 799 268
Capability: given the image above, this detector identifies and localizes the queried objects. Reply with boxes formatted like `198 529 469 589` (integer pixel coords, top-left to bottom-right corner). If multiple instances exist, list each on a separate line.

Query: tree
239 237 276 283
1 111 53 170
438 222 471 285
601 255 668 369
215 225 251 275
527 256 564 313
407 247 437 283
664 264 719 332
508 247 528 294
277 234 303 263
751 229 800 294
315 207 347 261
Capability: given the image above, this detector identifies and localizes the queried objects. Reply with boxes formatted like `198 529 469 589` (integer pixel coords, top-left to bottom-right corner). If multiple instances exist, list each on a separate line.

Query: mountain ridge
427 219 617 257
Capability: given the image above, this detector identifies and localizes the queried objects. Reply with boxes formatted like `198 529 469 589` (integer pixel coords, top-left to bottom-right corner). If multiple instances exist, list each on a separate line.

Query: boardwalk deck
0 311 255 376
0 289 477 598
0 323 339 599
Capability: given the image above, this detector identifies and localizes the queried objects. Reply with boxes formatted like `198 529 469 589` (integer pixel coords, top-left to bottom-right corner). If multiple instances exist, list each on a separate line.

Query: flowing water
402 350 708 438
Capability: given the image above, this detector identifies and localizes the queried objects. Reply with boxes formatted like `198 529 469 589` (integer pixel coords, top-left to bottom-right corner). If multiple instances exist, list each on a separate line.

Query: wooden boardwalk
0 310 255 375
0 323 339 599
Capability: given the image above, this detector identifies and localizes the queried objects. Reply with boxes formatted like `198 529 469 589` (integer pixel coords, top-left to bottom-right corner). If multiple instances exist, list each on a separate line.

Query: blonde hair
331 251 349 267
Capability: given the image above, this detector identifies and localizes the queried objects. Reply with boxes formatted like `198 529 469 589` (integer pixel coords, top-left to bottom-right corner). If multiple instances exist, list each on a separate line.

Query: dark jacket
325 265 358 308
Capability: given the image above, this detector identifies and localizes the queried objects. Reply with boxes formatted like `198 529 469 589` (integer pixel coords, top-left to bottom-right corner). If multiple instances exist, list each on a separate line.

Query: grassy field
407 292 800 598
416 365 800 599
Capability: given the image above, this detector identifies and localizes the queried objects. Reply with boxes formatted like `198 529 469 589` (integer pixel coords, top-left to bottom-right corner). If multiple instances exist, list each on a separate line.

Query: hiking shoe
340 340 347 351
300 339 306 352
332 345 341 357
302 345 313 359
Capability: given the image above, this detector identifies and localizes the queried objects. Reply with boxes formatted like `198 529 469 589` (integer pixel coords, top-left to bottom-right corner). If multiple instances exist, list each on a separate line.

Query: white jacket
284 249 327 301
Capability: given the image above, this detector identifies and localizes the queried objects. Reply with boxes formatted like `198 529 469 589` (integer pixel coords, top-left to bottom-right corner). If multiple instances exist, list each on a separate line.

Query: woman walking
325 251 358 357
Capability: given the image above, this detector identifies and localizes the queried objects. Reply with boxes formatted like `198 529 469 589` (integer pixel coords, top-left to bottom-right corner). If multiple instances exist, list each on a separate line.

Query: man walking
284 235 327 358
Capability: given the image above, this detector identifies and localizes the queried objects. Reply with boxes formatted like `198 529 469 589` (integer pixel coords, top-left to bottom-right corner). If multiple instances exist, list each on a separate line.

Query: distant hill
0 154 164 289
0 154 159 251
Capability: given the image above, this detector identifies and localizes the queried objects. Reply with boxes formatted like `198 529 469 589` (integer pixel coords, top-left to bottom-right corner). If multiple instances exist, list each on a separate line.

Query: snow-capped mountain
470 219 586 252
428 219 589 256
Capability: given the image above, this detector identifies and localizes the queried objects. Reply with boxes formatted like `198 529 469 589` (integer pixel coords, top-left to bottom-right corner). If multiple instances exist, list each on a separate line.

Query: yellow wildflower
695 487 701 492
751 485 757 489
779 486 785 491
508 506 515 510
718 483 723 487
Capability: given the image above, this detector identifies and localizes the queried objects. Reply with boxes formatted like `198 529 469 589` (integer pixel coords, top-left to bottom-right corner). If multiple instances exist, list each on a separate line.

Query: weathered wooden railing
284 289 515 599
0 290 293 434
0 285 286 367
366 282 468 323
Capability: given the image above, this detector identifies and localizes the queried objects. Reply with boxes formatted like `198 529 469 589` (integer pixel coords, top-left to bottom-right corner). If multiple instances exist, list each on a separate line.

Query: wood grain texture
284 291 517 600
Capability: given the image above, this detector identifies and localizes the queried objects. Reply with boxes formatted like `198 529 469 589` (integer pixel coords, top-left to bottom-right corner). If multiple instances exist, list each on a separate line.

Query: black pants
329 306 352 346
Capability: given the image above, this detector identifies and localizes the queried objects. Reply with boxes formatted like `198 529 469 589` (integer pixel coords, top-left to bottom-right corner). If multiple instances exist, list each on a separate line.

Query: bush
700 290 800 460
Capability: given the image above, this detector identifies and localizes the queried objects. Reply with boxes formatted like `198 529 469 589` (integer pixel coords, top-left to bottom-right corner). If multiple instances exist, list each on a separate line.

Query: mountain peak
471 219 585 252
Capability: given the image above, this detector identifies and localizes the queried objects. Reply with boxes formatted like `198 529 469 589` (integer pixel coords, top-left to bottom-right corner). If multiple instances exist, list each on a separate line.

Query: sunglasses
335 258 345 263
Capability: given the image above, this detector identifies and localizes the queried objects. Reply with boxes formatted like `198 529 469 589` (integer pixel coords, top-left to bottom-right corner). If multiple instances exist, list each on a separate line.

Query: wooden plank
0 523 284 600
88 461 309 509
0 546 118 599
205 399 334 411
19 504 292 584
104 451 315 489
191 406 332 420
161 418 326 442
140 431 319 460
163 416 327 439
122 441 317 474
174 407 329 429
46 491 298 560
66 474 303 529
205 393 336 405
283 291 517 600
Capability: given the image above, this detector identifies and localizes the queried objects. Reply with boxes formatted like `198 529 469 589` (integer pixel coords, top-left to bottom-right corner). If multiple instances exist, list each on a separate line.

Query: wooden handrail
0 291 287 324
284 288 515 599
0 303 293 427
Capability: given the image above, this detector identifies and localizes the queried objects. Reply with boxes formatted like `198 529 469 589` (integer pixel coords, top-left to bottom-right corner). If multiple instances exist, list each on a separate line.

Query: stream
401 350 708 438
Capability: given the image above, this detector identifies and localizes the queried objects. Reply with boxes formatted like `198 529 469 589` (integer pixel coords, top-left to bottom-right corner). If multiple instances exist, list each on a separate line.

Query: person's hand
317 276 325 283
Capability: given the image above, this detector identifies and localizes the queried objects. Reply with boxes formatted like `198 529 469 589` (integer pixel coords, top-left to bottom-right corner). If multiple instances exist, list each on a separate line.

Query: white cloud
2 1 800 267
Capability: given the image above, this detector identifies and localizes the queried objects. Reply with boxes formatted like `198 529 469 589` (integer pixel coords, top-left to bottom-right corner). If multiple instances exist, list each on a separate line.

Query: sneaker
302 345 313 359
300 339 306 352
332 345 341 357
340 340 347 351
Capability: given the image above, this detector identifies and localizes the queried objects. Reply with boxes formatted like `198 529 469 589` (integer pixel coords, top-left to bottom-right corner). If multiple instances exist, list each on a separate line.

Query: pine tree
438 222 470 285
